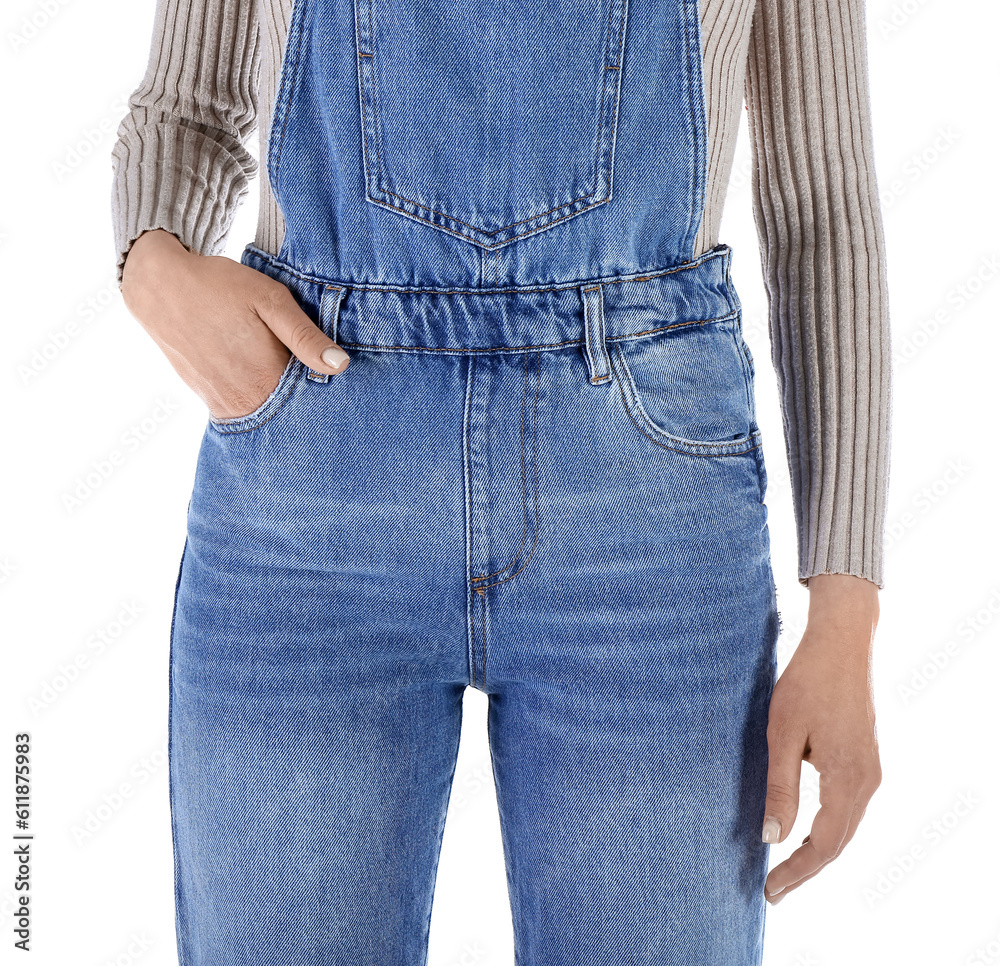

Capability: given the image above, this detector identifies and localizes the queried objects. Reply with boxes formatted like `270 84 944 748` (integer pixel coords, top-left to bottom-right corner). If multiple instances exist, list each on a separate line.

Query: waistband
239 243 741 353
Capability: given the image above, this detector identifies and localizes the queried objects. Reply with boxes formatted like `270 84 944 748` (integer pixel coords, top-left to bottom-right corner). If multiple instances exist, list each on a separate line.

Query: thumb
260 281 351 375
761 731 803 844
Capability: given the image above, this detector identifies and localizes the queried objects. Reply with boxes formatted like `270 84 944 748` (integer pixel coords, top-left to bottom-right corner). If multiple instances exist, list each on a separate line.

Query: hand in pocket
120 230 351 420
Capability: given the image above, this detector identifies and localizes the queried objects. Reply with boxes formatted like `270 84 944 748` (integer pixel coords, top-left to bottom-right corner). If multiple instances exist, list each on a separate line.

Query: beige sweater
110 0 892 590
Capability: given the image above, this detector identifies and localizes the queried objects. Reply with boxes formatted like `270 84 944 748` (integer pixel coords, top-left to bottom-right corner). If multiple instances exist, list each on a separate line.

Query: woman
111 0 888 961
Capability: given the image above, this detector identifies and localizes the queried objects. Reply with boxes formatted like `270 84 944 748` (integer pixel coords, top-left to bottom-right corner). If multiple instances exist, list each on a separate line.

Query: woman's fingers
121 239 353 418
764 763 874 902
256 277 350 374
760 692 805 850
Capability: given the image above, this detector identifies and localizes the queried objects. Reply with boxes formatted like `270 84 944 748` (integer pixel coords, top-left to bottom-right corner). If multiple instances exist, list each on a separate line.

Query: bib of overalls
266 0 707 286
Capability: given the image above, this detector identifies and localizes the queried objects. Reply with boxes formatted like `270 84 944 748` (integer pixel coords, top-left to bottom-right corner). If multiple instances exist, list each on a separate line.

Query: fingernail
762 817 782 843
322 345 350 371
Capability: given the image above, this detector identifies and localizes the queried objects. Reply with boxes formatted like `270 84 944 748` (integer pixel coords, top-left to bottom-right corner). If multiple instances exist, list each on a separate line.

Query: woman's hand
761 572 882 904
120 229 351 420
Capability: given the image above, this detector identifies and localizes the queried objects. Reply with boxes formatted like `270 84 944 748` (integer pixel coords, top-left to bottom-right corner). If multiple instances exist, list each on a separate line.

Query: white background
2 0 999 963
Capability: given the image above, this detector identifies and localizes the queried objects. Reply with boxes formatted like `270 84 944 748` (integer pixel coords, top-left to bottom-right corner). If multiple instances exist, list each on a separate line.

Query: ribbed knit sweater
110 0 892 589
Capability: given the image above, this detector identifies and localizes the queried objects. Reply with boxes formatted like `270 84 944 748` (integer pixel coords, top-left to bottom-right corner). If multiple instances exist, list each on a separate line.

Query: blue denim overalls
168 0 781 961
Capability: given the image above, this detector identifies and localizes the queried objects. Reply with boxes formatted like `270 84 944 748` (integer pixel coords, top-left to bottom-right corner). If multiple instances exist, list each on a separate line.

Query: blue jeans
168 0 780 961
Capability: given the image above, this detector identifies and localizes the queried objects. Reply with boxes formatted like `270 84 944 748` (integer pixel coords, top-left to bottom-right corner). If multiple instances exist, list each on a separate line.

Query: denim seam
354 0 627 243
470 351 542 591
477 578 488 686
325 315 738 355
420 700 463 944
208 357 305 434
477 378 541 594
360 198 617 251
469 352 533 585
166 536 189 965
242 240 732 296
267 0 307 197
470 574 484 688
473 356 542 596
681 0 705 259
377 181 607 236
463 356 480 688
752 442 768 504
581 283 612 384
355 0 387 197
610 341 763 456
718 316 756 422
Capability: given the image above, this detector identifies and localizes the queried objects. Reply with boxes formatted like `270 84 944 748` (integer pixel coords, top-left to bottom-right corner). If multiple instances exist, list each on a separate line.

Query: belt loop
307 284 348 382
580 283 611 385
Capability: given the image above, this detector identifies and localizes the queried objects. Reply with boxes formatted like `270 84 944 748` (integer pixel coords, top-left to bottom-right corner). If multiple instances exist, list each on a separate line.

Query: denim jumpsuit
168 0 781 961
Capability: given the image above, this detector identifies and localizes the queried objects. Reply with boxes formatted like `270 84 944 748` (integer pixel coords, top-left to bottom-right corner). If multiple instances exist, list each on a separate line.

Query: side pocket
608 316 762 457
208 355 306 435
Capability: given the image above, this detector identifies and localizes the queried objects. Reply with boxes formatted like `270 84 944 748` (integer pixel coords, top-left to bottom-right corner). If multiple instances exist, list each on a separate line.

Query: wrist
804 572 879 636
122 229 195 295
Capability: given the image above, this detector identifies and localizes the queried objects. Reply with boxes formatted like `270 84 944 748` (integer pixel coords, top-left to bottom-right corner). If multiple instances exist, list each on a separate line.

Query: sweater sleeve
110 0 261 289
743 0 893 589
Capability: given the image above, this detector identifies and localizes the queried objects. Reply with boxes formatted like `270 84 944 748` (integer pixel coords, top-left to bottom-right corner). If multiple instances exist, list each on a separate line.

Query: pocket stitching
208 356 305 435
609 337 761 457
354 0 629 247
267 0 309 204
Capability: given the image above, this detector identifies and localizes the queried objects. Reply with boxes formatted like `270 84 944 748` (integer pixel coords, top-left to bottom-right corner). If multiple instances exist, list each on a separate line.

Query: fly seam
464 354 480 688
470 351 533 584
473 351 542 590
477 576 488 686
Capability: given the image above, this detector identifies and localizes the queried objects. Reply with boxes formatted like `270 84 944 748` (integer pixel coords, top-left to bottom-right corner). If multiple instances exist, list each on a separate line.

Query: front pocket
609 317 760 457
354 0 629 249
208 354 306 435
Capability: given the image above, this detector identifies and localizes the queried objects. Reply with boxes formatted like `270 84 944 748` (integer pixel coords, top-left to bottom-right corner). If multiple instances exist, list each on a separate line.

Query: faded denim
167 0 781 962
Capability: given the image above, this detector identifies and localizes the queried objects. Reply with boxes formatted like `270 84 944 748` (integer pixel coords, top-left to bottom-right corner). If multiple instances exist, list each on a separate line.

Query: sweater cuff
110 121 258 289
794 430 892 591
